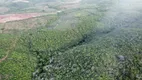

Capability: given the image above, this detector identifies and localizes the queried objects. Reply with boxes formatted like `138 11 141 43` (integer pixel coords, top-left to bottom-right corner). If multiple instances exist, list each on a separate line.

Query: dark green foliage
115 53 142 80
0 51 37 80
20 13 116 80
1 0 142 80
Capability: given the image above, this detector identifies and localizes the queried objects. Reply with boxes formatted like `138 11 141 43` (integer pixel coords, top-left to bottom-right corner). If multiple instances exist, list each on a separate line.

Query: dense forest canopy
0 0 142 80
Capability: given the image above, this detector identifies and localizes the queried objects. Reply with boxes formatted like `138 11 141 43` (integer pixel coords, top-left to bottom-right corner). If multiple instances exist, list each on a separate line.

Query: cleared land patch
0 13 41 23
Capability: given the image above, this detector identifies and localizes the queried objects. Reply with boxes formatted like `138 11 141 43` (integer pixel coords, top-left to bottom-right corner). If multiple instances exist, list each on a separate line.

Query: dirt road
0 38 18 63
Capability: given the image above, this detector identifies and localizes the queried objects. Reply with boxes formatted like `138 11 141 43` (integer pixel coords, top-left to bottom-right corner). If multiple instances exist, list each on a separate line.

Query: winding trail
0 38 18 63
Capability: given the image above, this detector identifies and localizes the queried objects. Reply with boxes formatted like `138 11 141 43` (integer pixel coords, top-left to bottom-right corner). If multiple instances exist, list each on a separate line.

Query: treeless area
59 0 81 9
0 13 40 23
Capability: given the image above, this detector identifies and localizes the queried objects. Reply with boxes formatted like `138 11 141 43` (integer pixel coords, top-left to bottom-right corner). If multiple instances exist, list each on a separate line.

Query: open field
0 13 40 23
0 15 57 33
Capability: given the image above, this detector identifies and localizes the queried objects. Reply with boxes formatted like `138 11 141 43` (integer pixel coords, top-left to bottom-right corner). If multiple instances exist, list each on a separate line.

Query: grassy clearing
0 15 57 33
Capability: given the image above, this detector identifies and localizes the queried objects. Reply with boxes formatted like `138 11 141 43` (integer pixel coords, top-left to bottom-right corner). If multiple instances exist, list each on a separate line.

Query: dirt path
0 38 18 63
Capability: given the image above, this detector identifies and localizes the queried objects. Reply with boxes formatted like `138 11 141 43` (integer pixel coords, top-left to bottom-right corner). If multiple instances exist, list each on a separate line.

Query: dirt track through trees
0 38 18 63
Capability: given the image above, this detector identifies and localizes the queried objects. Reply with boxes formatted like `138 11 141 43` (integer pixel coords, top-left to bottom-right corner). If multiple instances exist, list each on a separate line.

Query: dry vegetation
0 15 57 33
0 13 41 23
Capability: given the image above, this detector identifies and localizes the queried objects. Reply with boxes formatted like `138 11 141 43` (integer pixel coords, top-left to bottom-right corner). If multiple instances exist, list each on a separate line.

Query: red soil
0 13 40 23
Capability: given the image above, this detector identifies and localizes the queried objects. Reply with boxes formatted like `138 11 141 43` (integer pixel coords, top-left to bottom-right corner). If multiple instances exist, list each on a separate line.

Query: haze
0 0 142 80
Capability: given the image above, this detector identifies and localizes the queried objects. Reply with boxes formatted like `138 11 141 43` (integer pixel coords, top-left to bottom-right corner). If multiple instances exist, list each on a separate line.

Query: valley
0 0 142 80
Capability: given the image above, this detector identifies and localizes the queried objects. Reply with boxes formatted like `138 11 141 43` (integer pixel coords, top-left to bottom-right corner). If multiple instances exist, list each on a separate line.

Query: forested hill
0 0 142 80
